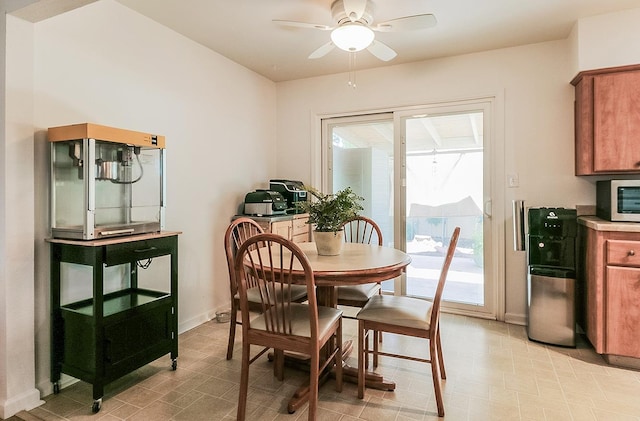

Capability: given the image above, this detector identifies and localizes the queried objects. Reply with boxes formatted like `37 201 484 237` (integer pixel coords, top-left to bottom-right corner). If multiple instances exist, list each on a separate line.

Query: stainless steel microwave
596 180 640 222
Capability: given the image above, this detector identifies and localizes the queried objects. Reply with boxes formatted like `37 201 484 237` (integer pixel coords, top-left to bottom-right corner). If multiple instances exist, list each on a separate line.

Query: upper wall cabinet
572 64 640 175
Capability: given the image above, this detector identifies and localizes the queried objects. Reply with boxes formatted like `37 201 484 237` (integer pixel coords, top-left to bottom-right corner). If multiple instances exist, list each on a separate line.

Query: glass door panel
324 114 395 291
403 111 485 306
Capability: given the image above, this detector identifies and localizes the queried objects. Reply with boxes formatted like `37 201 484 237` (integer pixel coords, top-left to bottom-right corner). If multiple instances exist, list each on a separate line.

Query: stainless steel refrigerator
514 202 577 347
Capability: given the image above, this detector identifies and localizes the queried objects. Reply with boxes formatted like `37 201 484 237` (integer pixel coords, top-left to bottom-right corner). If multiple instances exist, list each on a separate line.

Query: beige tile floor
24 313 640 421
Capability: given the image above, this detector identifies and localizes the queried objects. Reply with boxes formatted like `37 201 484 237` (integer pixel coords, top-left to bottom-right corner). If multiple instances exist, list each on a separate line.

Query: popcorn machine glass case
49 123 166 240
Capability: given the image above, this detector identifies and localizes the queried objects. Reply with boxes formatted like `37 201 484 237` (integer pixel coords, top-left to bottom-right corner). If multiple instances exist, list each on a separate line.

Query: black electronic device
269 179 308 213
243 190 288 216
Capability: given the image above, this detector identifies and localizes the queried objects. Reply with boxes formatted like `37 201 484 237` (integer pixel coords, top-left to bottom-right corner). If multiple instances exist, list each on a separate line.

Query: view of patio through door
401 110 485 306
324 102 492 315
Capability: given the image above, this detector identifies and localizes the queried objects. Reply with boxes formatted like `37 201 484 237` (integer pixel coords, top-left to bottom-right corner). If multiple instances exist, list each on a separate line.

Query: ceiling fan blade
343 0 367 22
308 42 336 59
272 19 333 31
367 40 397 61
374 14 437 32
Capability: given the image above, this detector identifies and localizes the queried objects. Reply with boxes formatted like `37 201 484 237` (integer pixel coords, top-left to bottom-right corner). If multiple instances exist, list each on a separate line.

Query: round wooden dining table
293 241 411 302
254 241 412 413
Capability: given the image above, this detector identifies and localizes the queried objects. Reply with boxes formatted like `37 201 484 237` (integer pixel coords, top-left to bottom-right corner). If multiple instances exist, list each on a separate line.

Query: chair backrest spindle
429 226 460 334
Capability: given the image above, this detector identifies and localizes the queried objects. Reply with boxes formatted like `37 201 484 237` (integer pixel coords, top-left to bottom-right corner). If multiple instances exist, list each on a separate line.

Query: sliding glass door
323 99 496 317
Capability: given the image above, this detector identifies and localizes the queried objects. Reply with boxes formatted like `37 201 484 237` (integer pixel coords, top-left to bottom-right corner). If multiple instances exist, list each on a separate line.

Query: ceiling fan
273 0 437 62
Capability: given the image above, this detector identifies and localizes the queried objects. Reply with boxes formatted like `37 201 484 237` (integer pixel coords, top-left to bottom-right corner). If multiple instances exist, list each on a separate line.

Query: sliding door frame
312 96 506 321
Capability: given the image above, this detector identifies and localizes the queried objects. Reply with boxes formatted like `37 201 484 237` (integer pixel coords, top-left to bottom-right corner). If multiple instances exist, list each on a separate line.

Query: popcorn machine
48 123 166 240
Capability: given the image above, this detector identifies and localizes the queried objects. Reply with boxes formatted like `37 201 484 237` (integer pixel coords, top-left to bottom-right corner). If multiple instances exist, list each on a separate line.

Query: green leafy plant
296 186 364 232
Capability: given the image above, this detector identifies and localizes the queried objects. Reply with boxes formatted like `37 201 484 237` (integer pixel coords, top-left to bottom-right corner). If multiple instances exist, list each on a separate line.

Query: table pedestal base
269 339 396 413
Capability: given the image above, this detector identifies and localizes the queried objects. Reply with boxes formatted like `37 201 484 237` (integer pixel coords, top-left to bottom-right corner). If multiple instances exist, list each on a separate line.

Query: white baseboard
505 312 527 326
178 310 217 334
0 388 44 419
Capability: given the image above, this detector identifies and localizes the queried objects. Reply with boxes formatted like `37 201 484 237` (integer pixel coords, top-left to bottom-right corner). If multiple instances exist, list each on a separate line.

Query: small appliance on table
269 179 308 213
243 189 288 216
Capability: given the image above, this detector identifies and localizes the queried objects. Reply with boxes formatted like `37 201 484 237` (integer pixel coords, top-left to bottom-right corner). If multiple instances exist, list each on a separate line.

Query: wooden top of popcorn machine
47 123 165 149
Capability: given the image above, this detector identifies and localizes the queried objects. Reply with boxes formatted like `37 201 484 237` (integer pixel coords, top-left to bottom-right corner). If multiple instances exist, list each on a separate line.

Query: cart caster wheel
53 382 60 394
172 359 177 370
92 398 102 413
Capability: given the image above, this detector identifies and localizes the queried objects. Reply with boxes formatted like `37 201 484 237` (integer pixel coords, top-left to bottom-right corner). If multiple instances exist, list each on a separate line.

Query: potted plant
296 186 364 255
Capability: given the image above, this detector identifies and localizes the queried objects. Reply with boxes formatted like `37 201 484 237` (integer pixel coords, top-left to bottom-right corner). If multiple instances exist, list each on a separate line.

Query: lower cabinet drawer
104 236 176 266
292 221 308 235
292 233 309 243
606 240 640 267
292 215 309 241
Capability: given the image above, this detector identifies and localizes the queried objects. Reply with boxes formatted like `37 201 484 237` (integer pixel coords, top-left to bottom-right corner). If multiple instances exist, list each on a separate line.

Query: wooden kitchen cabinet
579 217 640 367
239 214 310 242
573 64 640 175
605 266 640 357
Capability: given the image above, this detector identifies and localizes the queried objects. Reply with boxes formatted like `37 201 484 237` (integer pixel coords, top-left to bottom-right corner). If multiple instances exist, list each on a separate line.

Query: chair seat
337 283 380 302
357 295 433 330
235 284 308 304
252 303 343 338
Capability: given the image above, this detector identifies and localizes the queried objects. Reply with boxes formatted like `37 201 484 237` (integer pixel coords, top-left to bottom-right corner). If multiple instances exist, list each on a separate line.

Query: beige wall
25 0 276 403
573 7 640 73
1 2 43 417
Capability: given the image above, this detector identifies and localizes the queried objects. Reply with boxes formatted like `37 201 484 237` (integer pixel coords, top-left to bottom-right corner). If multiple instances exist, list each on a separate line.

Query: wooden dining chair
356 226 460 417
234 233 343 421
337 216 384 311
224 217 307 360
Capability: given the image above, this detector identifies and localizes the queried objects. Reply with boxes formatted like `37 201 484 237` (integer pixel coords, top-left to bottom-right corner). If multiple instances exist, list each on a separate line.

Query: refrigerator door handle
513 199 526 251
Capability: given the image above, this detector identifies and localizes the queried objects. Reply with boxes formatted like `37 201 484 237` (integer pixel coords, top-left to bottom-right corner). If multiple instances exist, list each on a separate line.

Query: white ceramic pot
313 230 344 256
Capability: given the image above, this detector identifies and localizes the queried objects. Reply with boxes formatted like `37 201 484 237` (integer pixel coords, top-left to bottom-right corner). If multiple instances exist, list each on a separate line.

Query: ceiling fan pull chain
348 52 357 89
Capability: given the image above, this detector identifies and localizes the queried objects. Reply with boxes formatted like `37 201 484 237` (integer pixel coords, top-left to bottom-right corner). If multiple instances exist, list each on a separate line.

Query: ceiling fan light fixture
330 23 374 52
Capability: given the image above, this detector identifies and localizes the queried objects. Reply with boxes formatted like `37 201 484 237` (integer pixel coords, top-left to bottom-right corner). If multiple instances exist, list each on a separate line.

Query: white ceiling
11 0 640 82
104 0 640 82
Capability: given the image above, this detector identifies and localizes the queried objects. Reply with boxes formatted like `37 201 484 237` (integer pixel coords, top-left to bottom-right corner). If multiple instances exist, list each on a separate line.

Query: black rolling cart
48 231 180 413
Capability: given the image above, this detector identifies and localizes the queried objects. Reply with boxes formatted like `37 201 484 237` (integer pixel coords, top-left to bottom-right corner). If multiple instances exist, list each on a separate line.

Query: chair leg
430 338 445 417
357 320 365 399
436 327 446 379
335 320 343 393
308 349 319 421
364 326 370 370
373 330 379 368
236 342 251 421
226 303 238 360
274 349 285 381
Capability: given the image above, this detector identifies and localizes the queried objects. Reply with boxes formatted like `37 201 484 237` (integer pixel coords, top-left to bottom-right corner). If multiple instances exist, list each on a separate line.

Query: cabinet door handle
105 339 112 363
134 246 158 253
629 250 635 256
